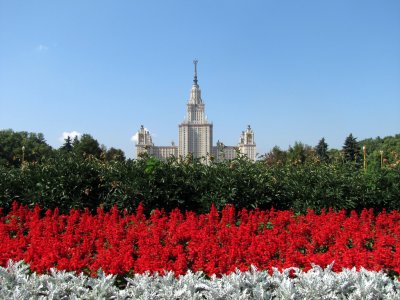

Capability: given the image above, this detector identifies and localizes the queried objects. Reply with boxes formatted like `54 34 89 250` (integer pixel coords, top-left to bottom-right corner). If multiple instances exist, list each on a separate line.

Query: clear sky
1 0 399 158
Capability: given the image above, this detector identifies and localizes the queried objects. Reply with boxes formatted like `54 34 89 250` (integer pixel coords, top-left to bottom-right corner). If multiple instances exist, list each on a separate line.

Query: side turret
135 125 154 157
238 125 256 161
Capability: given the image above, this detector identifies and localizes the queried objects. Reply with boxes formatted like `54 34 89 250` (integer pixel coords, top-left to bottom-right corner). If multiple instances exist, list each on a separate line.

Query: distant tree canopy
263 146 287 166
72 134 102 159
106 147 126 162
0 129 53 167
287 142 314 165
261 134 399 169
359 134 400 169
1 129 398 170
0 130 126 167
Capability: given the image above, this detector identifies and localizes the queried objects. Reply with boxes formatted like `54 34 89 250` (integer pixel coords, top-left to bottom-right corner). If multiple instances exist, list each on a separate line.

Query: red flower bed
1 202 400 276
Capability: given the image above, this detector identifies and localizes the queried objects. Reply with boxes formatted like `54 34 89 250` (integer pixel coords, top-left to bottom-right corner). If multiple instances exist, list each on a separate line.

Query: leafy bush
0 153 399 214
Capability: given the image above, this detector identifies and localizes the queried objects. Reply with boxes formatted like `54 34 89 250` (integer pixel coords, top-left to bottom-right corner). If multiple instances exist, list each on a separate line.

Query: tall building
135 61 256 162
178 60 213 159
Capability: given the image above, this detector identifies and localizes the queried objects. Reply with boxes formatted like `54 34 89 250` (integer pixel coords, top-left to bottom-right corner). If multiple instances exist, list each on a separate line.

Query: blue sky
1 0 399 158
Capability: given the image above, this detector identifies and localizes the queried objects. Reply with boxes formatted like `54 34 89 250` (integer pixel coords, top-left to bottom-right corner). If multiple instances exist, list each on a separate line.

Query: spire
188 59 203 104
193 59 198 85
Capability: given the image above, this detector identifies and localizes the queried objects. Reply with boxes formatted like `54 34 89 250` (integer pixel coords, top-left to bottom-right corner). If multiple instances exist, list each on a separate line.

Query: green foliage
0 129 54 167
315 137 329 162
288 142 309 165
60 136 73 152
1 130 399 215
72 134 102 159
0 152 106 212
105 147 125 162
343 133 361 164
0 150 399 215
359 134 400 170
263 146 287 166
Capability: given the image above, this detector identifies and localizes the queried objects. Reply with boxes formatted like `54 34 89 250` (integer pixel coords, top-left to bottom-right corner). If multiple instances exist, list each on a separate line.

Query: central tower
178 60 213 159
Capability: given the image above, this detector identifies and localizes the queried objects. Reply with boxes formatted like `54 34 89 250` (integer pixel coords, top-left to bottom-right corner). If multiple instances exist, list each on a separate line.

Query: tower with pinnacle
135 61 256 162
178 60 213 160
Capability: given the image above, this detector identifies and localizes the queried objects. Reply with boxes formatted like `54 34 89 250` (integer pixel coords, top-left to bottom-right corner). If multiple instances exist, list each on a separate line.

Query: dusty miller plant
1 260 400 299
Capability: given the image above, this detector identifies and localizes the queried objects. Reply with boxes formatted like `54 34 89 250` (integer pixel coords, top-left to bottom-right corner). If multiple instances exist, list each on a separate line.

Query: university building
135 61 256 162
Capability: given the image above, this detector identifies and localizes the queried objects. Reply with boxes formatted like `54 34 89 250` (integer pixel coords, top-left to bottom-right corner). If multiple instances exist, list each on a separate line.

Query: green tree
72 134 102 159
315 137 329 162
359 134 400 169
60 136 73 152
342 133 361 164
288 142 310 165
0 129 53 167
106 147 126 162
263 146 288 166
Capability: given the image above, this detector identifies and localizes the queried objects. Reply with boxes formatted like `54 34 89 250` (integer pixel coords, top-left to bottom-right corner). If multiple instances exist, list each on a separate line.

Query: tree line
0 130 125 168
260 134 399 170
1 129 399 169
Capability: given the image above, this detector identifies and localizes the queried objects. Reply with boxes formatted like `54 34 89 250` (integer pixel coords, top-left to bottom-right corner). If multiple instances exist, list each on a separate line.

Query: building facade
135 61 256 162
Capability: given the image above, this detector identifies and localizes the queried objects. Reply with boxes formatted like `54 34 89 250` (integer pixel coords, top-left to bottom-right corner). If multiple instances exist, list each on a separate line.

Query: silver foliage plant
1 260 400 299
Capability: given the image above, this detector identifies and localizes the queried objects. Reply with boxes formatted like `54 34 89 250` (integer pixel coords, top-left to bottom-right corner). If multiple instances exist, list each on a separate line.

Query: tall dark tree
315 137 329 162
61 136 73 152
342 133 361 163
